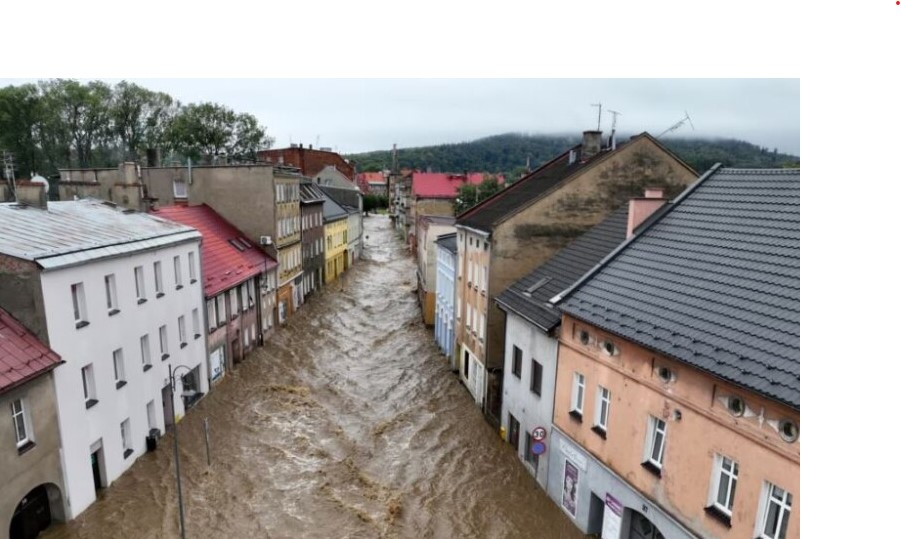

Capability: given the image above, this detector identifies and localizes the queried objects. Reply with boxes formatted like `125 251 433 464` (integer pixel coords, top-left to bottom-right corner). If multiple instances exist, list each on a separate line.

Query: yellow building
322 190 349 283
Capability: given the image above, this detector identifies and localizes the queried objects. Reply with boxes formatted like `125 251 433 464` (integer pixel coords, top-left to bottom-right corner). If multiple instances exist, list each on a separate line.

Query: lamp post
168 363 196 539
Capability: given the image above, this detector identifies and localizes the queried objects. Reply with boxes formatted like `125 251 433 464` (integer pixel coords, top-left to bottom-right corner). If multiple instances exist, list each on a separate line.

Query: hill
347 133 799 177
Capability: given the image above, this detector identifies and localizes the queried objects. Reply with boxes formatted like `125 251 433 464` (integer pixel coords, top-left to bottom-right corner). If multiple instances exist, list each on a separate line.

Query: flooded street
44 215 582 539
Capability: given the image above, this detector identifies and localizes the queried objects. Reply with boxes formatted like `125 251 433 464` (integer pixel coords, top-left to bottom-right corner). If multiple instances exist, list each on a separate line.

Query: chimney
581 130 604 161
123 161 139 184
308 144 313 150
16 181 48 210
626 187 667 238
290 143 298 148
146 148 160 167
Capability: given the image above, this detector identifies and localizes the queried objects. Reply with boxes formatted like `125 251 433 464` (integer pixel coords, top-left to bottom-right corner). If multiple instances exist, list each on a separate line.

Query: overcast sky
1 78 800 156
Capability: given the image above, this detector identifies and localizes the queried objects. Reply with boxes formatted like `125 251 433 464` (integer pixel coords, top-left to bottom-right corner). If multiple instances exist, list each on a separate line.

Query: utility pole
590 102 603 131
608 110 622 149
2 151 16 200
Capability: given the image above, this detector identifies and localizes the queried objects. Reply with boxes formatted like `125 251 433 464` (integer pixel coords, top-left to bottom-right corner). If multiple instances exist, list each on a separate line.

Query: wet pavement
44 215 582 539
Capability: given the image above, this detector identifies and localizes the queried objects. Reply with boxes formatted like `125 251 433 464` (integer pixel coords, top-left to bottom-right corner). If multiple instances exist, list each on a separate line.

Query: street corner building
453 131 697 423
548 166 800 539
0 193 210 521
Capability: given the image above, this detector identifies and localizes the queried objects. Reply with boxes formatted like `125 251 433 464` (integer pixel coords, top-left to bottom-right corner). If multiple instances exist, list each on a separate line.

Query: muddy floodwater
44 215 582 539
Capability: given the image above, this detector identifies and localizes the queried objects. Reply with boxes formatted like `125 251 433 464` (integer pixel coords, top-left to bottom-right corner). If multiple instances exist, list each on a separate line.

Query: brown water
44 215 581 539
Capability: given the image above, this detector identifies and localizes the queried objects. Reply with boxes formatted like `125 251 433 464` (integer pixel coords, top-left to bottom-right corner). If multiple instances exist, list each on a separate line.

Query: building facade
322 189 349 284
454 132 697 424
258 145 354 179
1 308 67 539
549 167 800 539
299 184 326 299
319 185 364 266
0 197 208 520
415 215 456 326
434 233 457 366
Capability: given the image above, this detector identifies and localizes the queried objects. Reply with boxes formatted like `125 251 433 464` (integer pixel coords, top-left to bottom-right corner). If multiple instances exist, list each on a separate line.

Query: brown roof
1 308 62 393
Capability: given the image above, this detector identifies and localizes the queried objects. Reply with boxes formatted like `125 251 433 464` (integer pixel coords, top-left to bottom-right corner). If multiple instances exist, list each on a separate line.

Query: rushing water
44 215 582 539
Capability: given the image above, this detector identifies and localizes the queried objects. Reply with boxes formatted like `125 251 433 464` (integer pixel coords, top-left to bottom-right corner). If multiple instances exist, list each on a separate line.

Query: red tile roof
153 205 277 298
412 172 489 199
1 308 62 393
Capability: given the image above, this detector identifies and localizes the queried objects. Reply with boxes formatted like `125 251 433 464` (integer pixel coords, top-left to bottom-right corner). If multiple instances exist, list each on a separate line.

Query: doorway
629 511 665 539
89 442 106 491
587 492 605 535
9 485 60 539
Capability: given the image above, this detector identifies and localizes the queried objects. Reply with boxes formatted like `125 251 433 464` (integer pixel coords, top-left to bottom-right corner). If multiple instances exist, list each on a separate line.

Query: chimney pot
16 181 48 210
627 190 668 238
644 187 665 199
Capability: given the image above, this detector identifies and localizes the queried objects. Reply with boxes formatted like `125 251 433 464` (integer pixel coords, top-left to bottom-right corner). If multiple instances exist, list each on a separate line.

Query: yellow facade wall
325 218 349 283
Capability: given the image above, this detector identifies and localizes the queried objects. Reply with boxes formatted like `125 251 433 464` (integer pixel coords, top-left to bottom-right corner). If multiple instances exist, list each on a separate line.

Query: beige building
57 162 302 325
454 132 697 423
414 215 456 326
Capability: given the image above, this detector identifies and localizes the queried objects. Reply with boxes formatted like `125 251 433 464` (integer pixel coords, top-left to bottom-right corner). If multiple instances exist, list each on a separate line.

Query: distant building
257 145 354 179
0 194 208 519
550 166 800 539
415 215 456 326
410 172 488 224
312 165 359 190
299 183 326 299
453 131 697 423
321 190 349 283
319 185 364 266
433 233 457 364
1 307 67 536
153 205 278 382
357 171 387 196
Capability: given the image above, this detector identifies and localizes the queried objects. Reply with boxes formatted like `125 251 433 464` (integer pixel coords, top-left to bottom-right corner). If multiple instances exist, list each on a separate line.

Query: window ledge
231 314 239 320
17 440 36 455
138 298 147 305
194 333 202 340
176 284 184 290
85 398 99 410
513 373 521 380
180 342 188 349
156 292 165 298
569 410 583 422
143 364 152 372
123 449 134 459
591 425 608 439
641 461 662 477
704 506 733 528
530 389 542 397
75 320 90 330
116 380 127 390
161 354 170 361
108 308 120 316
190 279 198 284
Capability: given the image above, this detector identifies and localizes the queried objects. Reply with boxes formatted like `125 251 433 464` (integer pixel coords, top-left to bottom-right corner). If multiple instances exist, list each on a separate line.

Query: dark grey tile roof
435 232 458 255
560 167 800 409
496 206 629 332
313 185 348 222
299 183 325 204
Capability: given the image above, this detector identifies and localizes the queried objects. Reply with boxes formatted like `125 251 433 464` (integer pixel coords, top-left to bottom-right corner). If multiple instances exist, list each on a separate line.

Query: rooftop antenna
657 110 695 139
315 134 320 148
590 102 603 131
607 110 622 149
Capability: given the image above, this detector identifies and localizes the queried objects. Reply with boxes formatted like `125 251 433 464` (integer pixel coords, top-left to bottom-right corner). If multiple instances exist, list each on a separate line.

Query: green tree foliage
454 175 504 214
111 81 178 161
165 102 273 162
363 194 389 212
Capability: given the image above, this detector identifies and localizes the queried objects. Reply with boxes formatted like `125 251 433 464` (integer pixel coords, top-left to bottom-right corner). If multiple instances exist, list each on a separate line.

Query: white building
0 196 209 519
434 233 457 365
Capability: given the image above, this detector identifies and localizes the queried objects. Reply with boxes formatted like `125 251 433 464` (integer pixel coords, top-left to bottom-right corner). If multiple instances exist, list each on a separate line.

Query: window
120 419 133 459
708 454 739 519
524 431 539 469
482 266 487 291
71 282 88 328
82 364 98 408
216 295 226 326
113 348 126 389
512 346 522 378
188 251 197 283
245 280 255 307
206 300 217 332
643 416 667 472
173 179 187 198
593 385 611 436
159 325 169 360
147 400 157 430
134 266 147 303
466 305 472 329
570 372 585 418
756 482 793 539
104 274 119 314
230 290 238 319
192 308 200 339
140 334 151 371
11 399 32 449
530 360 543 396
456 300 461 320
153 261 164 297
174 256 183 289
178 315 187 348
463 351 470 379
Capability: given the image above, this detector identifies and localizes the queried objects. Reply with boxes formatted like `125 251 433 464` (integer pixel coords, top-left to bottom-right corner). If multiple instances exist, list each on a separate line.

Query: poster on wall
562 460 579 517
602 493 624 539
209 346 225 382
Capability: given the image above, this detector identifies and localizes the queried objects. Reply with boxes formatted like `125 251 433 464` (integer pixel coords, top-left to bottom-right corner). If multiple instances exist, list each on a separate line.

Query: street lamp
168 363 196 539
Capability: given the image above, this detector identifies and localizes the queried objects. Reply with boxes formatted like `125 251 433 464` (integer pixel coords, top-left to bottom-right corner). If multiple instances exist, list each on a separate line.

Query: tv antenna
590 102 603 131
657 110 695 138
607 110 622 149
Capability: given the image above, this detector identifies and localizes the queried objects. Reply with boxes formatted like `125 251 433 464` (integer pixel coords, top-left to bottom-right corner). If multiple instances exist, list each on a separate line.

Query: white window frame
216 294 226 326
134 266 146 302
159 325 169 359
643 416 667 470
178 315 187 346
140 334 151 369
104 274 118 313
173 179 187 198
174 256 183 288
71 282 87 326
192 308 200 338
113 348 126 386
188 251 197 283
120 418 133 457
11 398 32 448
206 300 217 331
571 372 585 414
82 364 97 405
594 385 610 432
755 481 793 539
229 289 238 318
153 261 164 296
708 454 739 517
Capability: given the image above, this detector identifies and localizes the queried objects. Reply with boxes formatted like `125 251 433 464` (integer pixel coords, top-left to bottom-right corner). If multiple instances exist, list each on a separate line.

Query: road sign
532 426 547 442
532 441 546 456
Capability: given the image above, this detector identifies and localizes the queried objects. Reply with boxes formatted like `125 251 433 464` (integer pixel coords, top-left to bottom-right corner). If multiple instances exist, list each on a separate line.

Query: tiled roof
496 206 629 332
435 232 458 255
315 185 349 222
153 205 276 298
1 308 62 394
0 199 199 265
300 184 326 204
412 172 486 198
559 167 800 409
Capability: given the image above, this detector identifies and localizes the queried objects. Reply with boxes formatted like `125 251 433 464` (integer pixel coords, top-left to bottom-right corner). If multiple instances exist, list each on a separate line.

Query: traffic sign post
532 426 547 442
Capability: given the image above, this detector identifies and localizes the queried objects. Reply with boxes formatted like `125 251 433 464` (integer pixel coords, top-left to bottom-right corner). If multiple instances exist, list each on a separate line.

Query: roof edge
495 294 558 335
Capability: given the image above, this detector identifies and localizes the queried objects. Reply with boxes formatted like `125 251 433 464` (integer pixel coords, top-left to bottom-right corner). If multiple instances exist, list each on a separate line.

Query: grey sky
2 78 800 156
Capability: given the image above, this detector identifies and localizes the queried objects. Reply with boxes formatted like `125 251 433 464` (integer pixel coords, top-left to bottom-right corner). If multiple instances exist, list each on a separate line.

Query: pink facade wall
554 314 800 539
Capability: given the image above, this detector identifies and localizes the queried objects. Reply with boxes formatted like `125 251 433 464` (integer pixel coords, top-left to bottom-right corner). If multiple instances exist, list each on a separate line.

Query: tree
165 102 272 162
41 79 113 168
110 81 177 161
0 83 43 176
454 176 504 215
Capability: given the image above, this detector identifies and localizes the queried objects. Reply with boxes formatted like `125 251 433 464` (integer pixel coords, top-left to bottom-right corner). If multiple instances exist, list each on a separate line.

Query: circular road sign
532 441 546 456
532 426 547 442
